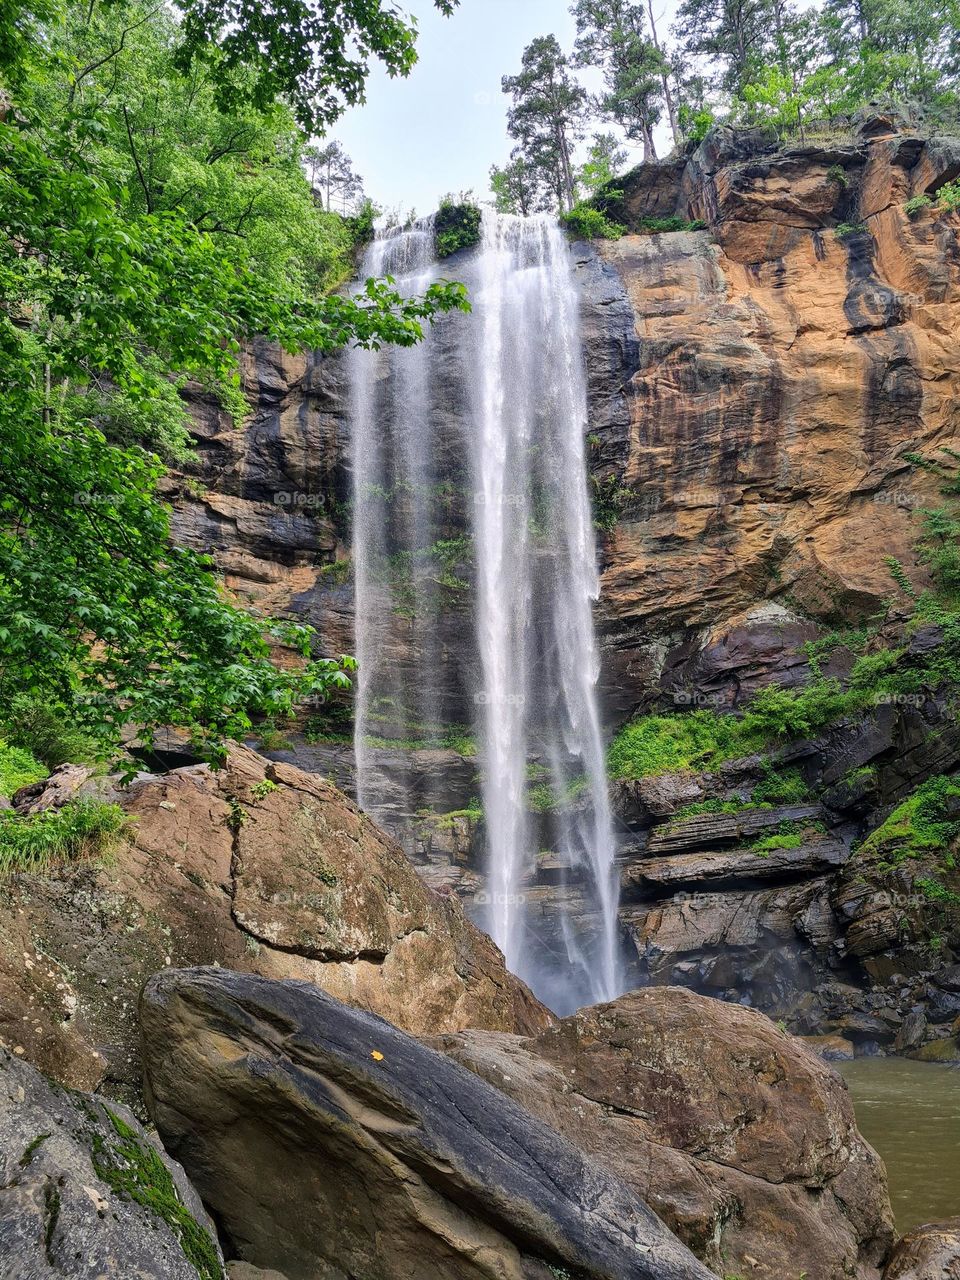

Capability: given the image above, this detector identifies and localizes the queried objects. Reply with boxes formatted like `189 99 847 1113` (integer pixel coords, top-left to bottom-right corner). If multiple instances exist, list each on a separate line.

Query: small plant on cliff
560 202 626 239
826 164 849 188
636 215 707 234
435 195 483 258
904 193 934 217
859 775 960 864
0 799 128 876
835 221 868 239
591 473 632 532
937 180 960 212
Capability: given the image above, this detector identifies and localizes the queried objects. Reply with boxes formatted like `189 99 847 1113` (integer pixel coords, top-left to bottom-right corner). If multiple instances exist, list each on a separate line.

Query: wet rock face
0 747 549 1099
0 1048 224 1279
140 967 715 1280
433 986 895 1280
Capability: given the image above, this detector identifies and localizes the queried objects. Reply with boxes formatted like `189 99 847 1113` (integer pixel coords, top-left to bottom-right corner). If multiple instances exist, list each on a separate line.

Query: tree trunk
646 0 681 148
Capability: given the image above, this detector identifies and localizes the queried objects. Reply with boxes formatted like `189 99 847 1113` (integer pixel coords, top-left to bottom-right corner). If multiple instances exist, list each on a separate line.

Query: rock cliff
166 113 960 1042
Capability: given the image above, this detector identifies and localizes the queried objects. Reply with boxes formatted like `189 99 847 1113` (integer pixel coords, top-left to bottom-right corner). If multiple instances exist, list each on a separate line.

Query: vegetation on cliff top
491 0 959 219
0 0 467 769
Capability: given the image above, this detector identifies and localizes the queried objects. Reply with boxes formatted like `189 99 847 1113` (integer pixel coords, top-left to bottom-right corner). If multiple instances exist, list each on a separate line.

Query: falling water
350 209 622 1011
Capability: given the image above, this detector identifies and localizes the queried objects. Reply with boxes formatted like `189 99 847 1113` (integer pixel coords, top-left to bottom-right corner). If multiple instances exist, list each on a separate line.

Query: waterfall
350 209 622 1013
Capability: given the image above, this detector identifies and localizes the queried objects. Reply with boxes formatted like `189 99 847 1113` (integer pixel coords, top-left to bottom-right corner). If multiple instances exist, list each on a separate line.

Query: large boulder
0 746 549 1097
0 1047 224 1278
140 967 715 1280
883 1218 960 1278
434 988 896 1279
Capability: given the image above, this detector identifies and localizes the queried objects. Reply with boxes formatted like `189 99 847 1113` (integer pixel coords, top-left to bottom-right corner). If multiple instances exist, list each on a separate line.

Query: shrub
435 196 482 257
859 775 960 862
560 203 625 240
904 193 933 217
0 740 46 797
835 221 867 239
752 766 811 805
608 711 753 779
591 473 632 532
0 798 128 877
2 695 99 768
637 215 707 233
826 164 849 187
937 180 960 212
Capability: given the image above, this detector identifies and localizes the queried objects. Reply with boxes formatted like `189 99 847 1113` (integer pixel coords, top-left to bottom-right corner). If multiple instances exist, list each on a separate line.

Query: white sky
333 0 678 216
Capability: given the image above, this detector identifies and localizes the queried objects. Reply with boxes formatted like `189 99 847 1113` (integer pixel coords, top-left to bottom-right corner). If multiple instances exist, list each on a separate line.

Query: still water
840 1058 960 1231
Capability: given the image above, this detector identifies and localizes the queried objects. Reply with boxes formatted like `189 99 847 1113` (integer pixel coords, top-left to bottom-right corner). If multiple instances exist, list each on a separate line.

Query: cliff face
174 116 960 717
581 118 960 714
170 114 960 1042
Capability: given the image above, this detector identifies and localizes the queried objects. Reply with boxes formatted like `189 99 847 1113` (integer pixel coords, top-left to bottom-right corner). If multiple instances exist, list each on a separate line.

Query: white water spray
350 210 622 1011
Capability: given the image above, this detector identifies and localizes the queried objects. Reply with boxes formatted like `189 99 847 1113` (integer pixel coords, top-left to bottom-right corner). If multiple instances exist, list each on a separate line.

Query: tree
170 0 460 136
577 132 628 194
571 0 676 157
0 0 469 761
489 154 551 215
304 140 364 213
673 0 775 98
501 35 589 212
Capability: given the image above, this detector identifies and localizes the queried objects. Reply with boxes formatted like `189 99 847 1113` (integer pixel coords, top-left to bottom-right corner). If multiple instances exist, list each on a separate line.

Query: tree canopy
0 0 467 763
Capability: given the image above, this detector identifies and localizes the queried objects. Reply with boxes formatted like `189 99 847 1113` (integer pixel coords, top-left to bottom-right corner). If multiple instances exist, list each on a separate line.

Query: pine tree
501 35 589 212
571 0 677 156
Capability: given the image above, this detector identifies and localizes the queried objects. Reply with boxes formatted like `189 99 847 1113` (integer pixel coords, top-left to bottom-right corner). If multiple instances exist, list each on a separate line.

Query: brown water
840 1058 960 1231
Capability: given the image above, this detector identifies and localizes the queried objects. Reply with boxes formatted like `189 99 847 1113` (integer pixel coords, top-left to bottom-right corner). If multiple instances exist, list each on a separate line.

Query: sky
333 0 662 216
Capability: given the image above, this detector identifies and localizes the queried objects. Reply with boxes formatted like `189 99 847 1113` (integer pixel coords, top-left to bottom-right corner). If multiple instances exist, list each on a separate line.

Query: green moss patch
92 1108 223 1280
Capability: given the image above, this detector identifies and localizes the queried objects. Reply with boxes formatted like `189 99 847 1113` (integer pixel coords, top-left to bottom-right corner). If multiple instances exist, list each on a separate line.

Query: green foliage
560 203 626 239
904 193 934 217
571 0 670 160
637 215 707 233
435 196 482 258
91 1107 223 1280
1 695 98 768
0 740 46 797
0 799 128 876
826 164 849 187
608 710 752 779
501 34 588 212
250 779 277 800
577 132 628 196
679 105 715 143
0 0 470 763
938 180 960 212
751 766 811 805
171 0 459 137
835 221 868 239
591 473 632 530
859 775 960 864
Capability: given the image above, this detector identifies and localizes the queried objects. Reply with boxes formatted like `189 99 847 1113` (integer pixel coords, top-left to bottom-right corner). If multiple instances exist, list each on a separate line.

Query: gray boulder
0 1048 224 1279
140 967 715 1280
